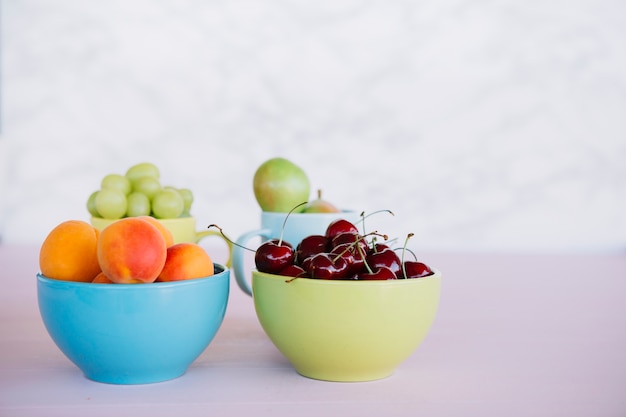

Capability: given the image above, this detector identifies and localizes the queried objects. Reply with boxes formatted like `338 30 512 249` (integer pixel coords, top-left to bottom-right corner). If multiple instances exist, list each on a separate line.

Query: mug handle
232 228 273 296
195 230 234 268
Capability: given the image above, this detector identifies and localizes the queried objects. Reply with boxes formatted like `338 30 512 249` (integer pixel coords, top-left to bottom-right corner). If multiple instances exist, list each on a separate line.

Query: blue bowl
37 265 229 384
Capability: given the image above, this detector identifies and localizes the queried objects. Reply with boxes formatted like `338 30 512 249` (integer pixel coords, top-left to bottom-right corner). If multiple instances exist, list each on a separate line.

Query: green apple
301 189 340 213
253 157 311 212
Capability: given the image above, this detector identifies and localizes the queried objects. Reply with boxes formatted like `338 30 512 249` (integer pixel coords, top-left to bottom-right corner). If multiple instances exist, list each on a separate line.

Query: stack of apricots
39 217 214 284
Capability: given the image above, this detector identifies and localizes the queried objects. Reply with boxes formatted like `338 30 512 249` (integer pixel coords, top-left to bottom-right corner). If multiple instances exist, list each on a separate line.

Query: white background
1 0 625 253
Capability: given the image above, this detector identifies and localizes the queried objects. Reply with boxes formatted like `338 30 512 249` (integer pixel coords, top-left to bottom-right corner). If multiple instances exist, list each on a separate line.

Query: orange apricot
92 271 115 284
157 243 214 282
97 217 167 284
39 220 102 282
136 216 175 247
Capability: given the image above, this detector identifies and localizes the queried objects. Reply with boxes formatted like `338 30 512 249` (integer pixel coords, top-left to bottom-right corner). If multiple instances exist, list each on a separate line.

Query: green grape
95 188 127 220
131 176 161 201
151 189 184 219
125 162 160 183
126 192 151 217
178 188 194 215
163 186 193 215
101 173 131 195
86 191 100 217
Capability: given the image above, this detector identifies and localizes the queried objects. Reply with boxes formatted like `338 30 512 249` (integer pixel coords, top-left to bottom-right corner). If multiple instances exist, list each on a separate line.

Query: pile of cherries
254 218 434 281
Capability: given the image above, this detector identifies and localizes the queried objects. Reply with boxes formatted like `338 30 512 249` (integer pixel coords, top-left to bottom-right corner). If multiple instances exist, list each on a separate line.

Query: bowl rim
37 263 229 289
252 268 441 287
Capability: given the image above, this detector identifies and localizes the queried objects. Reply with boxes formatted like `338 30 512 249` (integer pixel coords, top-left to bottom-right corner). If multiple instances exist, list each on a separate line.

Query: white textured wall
1 0 625 253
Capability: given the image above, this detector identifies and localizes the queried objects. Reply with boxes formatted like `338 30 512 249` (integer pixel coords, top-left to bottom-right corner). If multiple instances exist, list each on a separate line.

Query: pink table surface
1 244 625 417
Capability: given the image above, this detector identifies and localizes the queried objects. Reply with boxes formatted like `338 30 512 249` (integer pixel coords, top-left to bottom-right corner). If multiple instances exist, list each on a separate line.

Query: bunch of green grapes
86 162 194 220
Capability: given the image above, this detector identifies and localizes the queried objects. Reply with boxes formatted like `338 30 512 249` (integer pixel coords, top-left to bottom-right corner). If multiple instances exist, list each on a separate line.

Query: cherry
300 254 313 272
295 234 330 265
325 219 359 239
330 242 366 276
279 264 308 278
367 248 402 278
330 231 368 254
397 232 433 279
244 202 305 275
254 239 295 274
306 252 349 280
402 261 433 278
359 265 397 280
369 242 391 254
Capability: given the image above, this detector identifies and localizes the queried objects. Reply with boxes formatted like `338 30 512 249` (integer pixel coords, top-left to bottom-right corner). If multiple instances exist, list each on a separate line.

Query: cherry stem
330 231 387 264
331 235 360 263
370 235 398 253
400 233 414 279
361 231 389 274
207 224 256 252
395 246 418 261
279 202 308 246
284 272 305 284
358 209 394 241
358 243 373 274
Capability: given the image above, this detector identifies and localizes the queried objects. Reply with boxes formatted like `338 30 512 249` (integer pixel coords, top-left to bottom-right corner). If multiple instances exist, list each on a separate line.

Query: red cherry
254 239 295 274
369 242 390 253
330 242 366 276
279 264 307 278
306 252 349 280
366 248 402 278
295 235 330 266
325 219 359 239
402 261 433 278
330 232 368 254
359 265 397 280
300 255 313 272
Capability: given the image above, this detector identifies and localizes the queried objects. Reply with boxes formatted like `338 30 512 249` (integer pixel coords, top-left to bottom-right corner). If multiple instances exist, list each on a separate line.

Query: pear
301 189 340 213
253 157 311 213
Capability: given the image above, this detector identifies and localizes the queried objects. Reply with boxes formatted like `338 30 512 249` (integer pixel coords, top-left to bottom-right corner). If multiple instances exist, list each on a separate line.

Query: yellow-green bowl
252 270 442 382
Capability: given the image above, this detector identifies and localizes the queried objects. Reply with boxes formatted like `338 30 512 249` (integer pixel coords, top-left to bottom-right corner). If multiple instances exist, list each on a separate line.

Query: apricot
92 271 115 284
157 243 214 282
136 216 175 247
97 217 167 284
39 220 102 282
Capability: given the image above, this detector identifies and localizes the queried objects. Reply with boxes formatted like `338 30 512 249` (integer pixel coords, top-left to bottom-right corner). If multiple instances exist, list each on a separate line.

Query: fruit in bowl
253 157 311 213
301 189 340 213
40 218 217 284
87 162 194 221
234 214 441 381
251 268 441 382
252 157 342 214
37 266 229 384
37 218 229 384
254 216 435 281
